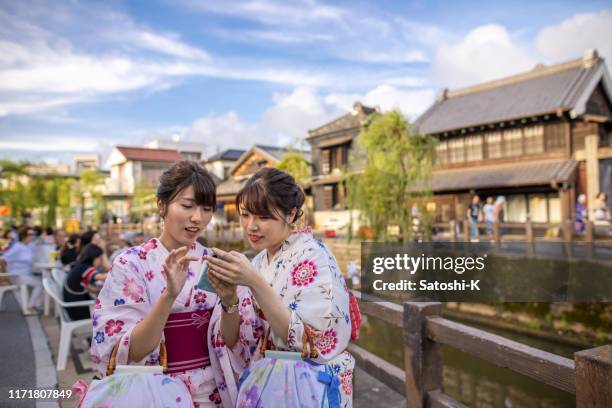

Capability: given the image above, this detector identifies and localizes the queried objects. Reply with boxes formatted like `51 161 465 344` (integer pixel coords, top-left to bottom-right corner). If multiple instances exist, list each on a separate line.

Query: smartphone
197 254 217 293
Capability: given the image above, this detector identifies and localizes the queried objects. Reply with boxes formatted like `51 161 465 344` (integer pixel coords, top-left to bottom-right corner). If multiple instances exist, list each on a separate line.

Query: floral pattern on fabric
229 229 355 407
89 238 260 407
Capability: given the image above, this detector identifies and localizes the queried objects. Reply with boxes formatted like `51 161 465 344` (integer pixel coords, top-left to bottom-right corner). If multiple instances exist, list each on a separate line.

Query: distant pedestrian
594 192 610 223
483 196 496 236
575 194 587 234
466 194 481 239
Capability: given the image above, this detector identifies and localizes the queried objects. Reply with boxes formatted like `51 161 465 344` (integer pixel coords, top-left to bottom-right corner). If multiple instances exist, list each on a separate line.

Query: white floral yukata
90 238 256 407
229 227 355 407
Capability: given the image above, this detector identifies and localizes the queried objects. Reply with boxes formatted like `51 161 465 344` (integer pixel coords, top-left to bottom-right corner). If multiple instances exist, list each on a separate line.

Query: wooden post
449 221 457 242
575 345 611 408
403 302 443 408
525 220 534 256
462 220 469 242
493 222 500 245
584 221 594 258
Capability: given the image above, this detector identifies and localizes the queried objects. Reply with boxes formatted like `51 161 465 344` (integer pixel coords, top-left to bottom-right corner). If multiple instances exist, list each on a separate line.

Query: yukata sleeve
272 246 352 364
89 254 157 377
212 284 265 374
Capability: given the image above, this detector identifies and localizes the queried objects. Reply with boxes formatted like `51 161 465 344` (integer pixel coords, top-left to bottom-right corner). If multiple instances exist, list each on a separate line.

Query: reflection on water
355 314 576 407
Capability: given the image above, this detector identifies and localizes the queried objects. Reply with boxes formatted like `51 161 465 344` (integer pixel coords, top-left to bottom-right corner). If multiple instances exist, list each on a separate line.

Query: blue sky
1 0 611 166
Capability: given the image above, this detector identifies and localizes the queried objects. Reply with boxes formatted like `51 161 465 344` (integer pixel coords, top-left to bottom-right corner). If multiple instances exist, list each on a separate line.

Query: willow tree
277 152 311 186
346 110 436 242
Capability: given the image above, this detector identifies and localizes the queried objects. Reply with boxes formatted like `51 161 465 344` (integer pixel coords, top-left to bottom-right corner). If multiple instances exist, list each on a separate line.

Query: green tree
77 169 106 226
346 110 437 242
0 159 34 222
277 152 311 186
131 181 157 220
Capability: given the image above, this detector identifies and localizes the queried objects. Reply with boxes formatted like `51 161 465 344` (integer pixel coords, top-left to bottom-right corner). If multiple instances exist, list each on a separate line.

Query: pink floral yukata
229 227 355 407
90 238 257 407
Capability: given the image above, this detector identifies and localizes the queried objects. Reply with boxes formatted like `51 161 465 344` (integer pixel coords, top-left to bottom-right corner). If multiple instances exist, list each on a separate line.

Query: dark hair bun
236 168 305 224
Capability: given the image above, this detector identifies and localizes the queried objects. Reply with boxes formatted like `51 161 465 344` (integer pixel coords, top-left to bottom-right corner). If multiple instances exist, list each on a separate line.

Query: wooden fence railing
351 290 611 408
98 222 244 245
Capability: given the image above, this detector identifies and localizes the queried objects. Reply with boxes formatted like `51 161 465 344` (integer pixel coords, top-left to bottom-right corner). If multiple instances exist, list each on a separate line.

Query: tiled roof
206 149 246 162
254 144 309 161
417 51 609 135
431 160 578 192
308 102 377 139
116 146 183 162
216 178 247 197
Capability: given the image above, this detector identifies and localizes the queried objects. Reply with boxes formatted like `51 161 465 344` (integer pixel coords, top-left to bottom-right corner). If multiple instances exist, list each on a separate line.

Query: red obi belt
163 309 211 374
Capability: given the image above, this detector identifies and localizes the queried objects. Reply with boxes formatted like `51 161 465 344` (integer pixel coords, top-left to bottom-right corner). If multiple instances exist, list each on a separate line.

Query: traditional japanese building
306 102 379 230
215 144 308 222
418 49 612 223
306 50 612 230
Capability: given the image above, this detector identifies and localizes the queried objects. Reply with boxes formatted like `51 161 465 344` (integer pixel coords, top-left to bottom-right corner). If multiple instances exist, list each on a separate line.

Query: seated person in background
60 233 80 266
0 227 41 315
62 243 107 321
79 230 111 272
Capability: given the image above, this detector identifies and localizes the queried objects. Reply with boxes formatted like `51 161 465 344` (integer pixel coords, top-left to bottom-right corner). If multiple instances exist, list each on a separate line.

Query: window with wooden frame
448 138 465 163
465 135 483 161
435 140 448 165
524 125 544 154
485 132 503 159
504 128 523 157
321 149 331 174
544 122 565 151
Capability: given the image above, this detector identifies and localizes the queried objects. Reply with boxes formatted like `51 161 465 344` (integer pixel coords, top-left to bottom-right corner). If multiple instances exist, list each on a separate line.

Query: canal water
356 313 578 407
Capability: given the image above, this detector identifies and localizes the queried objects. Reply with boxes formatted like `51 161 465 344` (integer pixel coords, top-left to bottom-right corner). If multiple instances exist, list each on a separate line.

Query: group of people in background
0 225 147 317
466 194 506 239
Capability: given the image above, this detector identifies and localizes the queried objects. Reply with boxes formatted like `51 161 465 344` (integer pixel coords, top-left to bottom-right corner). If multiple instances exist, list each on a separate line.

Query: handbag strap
259 324 319 360
106 340 167 376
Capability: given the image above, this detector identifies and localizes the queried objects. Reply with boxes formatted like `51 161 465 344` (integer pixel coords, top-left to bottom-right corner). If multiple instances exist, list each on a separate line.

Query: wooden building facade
306 50 612 230
418 49 612 224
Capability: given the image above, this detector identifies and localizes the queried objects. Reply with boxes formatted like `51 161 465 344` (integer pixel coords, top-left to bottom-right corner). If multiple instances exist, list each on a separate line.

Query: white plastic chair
42 277 94 370
0 272 27 313
50 268 68 318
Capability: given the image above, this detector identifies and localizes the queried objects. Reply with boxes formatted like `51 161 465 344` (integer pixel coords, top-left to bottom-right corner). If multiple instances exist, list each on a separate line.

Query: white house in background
73 153 100 173
204 148 246 180
145 138 207 161
104 146 183 218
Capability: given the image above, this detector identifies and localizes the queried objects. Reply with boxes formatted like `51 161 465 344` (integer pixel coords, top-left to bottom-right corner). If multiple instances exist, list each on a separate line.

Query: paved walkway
0 291 405 407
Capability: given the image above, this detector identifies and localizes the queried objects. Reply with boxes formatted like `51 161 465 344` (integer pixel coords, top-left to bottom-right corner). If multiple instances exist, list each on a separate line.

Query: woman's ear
157 200 167 219
288 207 298 224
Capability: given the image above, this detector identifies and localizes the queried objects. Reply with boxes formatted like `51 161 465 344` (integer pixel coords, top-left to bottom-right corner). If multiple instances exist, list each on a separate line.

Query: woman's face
239 204 294 253
160 185 213 250
23 229 35 244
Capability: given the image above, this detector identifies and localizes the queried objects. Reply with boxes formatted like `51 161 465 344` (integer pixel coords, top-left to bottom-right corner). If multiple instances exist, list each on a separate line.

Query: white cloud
262 87 342 144
185 84 435 152
176 0 346 27
184 112 263 151
430 24 536 88
326 85 434 119
535 10 612 64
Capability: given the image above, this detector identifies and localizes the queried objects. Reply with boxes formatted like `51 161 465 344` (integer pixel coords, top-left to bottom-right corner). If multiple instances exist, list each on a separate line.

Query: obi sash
163 309 211 374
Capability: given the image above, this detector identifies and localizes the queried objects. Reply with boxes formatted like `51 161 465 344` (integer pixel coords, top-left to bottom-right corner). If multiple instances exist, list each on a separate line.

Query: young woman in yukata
89 160 257 407
206 167 355 407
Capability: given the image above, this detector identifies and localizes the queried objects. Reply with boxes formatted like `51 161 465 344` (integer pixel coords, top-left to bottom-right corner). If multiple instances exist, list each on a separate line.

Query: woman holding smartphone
90 160 254 407
206 168 355 406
